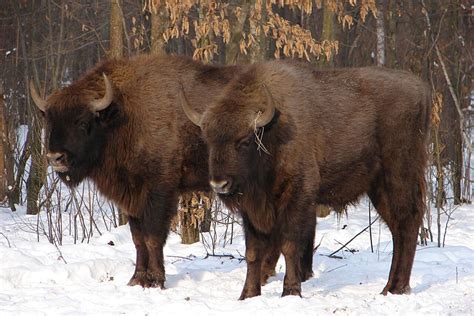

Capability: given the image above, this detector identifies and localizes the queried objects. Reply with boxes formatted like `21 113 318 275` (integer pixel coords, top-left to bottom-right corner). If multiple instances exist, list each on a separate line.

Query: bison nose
210 178 233 194
46 152 65 164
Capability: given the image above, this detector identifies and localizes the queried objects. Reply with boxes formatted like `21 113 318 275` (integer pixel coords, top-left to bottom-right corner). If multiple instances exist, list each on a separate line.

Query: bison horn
256 84 276 128
29 80 47 112
179 83 202 127
90 73 114 112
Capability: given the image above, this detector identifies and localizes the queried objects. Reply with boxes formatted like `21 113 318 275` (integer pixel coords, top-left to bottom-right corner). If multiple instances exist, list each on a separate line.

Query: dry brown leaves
142 0 375 62
432 91 442 127
173 192 212 231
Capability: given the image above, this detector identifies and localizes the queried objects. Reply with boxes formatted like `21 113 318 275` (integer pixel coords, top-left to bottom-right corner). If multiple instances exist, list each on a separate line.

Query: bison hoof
239 287 261 300
127 271 165 289
282 284 302 297
127 271 148 287
381 284 411 295
260 270 276 285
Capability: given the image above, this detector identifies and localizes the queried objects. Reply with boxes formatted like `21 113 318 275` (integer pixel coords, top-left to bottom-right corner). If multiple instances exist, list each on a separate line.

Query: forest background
0 0 472 247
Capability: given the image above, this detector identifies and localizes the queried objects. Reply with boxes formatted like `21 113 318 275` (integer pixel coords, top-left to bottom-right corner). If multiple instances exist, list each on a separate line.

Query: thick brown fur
193 61 431 299
38 54 248 289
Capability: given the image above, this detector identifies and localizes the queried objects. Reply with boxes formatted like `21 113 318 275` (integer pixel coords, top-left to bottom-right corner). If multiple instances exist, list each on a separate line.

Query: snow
1 202 473 314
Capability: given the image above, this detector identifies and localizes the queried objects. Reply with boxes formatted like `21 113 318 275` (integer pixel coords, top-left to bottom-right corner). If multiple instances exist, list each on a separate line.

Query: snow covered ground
0 201 473 315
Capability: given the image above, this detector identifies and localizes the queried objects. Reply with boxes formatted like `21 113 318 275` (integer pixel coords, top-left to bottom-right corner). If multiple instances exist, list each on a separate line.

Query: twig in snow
334 239 358 254
53 242 67 264
168 255 194 261
325 264 348 273
203 253 244 261
326 215 380 259
313 234 325 254
0 232 11 248
369 203 374 253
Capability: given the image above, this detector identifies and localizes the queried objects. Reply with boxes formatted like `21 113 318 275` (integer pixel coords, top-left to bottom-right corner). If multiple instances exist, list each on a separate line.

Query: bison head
30 74 118 186
180 83 276 197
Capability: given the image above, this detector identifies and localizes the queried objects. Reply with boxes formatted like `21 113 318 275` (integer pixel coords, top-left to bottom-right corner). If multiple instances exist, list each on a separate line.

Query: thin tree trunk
249 1 266 63
109 0 123 59
376 0 386 66
24 4 46 215
109 0 127 225
0 79 17 211
180 193 200 244
225 1 250 64
0 82 6 203
200 193 212 233
321 1 335 65
150 4 167 54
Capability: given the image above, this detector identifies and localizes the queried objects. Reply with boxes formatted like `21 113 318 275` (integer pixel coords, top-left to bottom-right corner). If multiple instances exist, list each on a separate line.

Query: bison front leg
127 216 150 287
281 240 303 297
141 191 177 289
239 215 269 300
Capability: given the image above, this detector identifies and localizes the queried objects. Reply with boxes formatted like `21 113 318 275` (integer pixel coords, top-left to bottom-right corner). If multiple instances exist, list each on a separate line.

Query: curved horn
178 83 202 127
90 73 114 112
29 80 47 112
256 84 276 128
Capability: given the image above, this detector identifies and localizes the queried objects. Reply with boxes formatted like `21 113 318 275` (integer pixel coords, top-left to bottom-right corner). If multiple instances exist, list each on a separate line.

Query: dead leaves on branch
172 192 212 232
142 0 375 62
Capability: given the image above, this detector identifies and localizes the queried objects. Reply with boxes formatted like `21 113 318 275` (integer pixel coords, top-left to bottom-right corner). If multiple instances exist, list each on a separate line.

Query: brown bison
181 61 431 299
29 54 251 289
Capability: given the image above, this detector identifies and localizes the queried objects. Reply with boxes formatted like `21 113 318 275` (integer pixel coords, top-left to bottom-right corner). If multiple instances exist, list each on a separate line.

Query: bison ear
255 84 276 128
178 83 202 127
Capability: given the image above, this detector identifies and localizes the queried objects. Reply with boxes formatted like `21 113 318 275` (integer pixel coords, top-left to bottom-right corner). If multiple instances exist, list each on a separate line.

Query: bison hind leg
369 170 425 295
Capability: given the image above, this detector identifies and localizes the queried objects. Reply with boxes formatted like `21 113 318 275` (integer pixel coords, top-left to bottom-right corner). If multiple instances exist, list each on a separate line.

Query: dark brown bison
181 61 431 299
29 54 251 289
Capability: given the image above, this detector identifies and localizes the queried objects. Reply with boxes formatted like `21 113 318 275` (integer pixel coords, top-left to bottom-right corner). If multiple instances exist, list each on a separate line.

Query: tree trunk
0 82 6 203
200 193 212 233
225 1 250 64
24 5 47 215
180 193 200 244
321 1 335 65
150 4 167 54
109 0 127 224
376 0 386 66
109 0 123 58
249 1 266 63
181 210 200 244
0 80 17 211
25 113 46 215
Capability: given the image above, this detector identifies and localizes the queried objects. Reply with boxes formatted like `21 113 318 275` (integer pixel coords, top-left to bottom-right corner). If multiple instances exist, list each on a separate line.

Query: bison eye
75 119 90 134
236 134 253 150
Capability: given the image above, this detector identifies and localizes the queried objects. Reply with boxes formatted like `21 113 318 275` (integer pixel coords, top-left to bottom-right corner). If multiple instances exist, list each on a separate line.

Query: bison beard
183 61 431 299
30 54 252 289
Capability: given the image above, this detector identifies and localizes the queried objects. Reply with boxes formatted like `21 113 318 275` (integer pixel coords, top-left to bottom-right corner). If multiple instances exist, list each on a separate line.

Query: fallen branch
313 234 325 254
203 253 245 262
0 232 11 248
326 215 380 259
325 264 348 273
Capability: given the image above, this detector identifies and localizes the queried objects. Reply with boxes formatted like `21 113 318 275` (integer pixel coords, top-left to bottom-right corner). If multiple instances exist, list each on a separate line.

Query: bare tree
376 0 386 66
0 82 6 203
109 0 124 59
